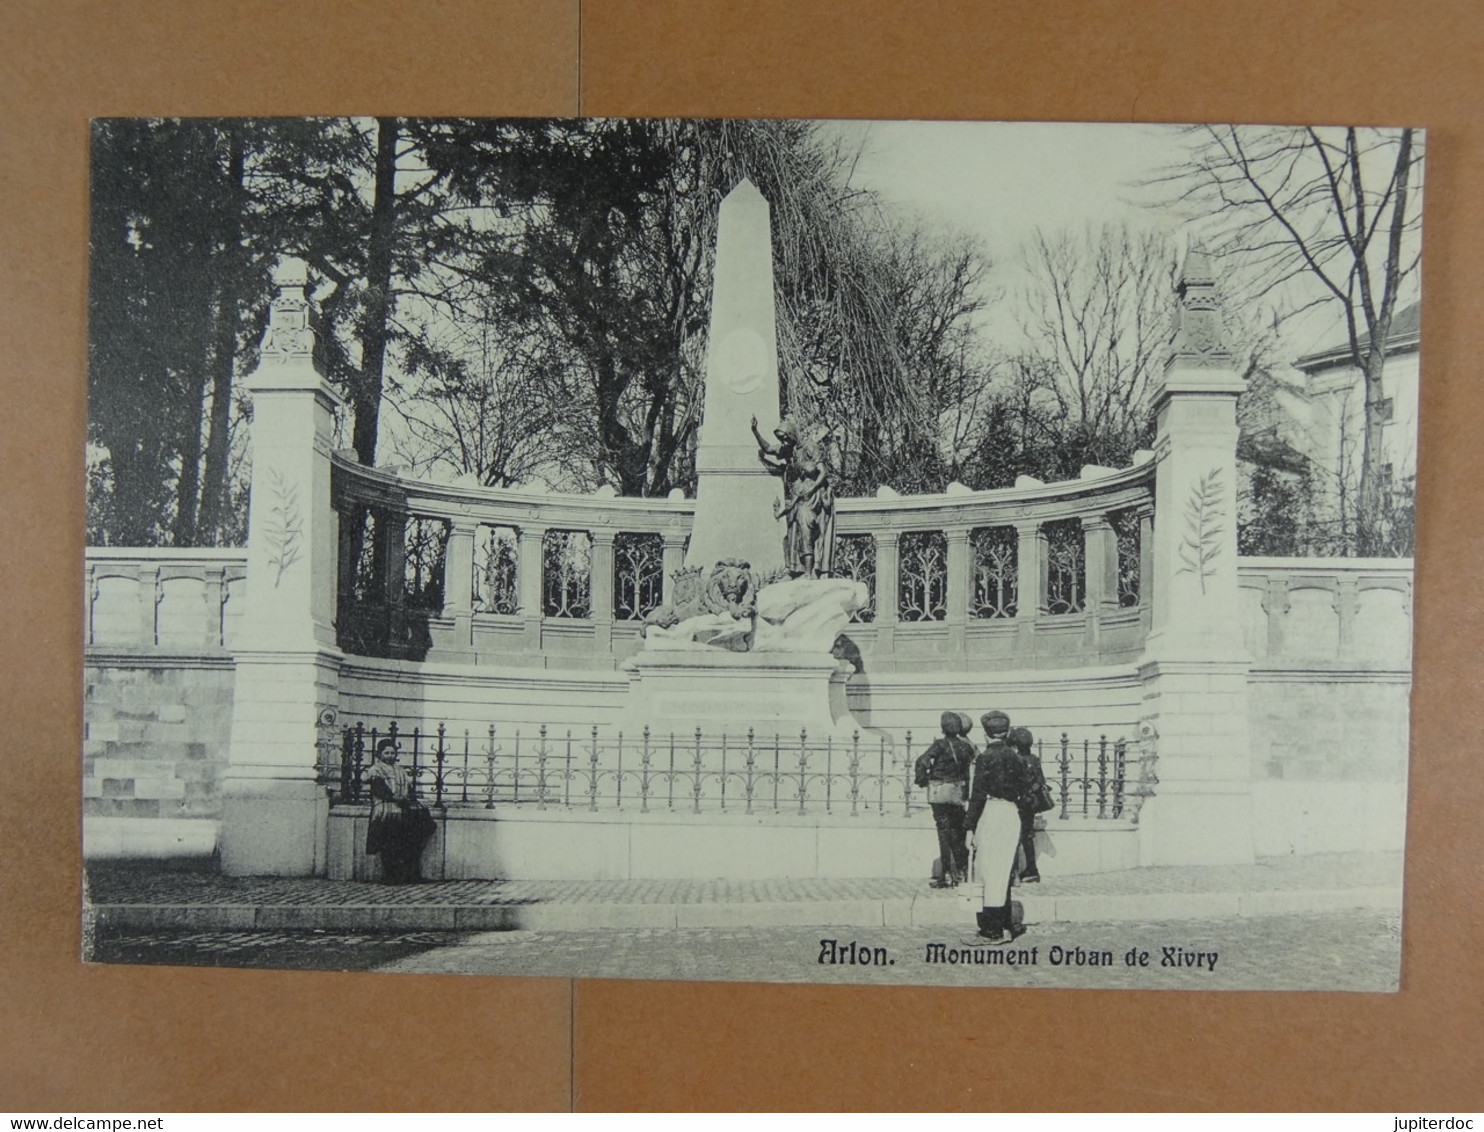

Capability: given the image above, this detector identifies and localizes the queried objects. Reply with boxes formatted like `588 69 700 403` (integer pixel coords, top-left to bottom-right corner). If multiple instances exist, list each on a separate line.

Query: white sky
837 119 1187 246
827 119 1363 358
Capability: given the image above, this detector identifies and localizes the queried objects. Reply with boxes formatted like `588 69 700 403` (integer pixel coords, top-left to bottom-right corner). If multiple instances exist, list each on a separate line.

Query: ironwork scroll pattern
542 529 592 619
898 531 947 622
970 526 1017 619
326 720 1137 821
329 720 914 818
830 534 876 623
1111 508 1141 608
404 516 450 614
614 533 664 621
337 505 390 655
473 524 520 615
1044 518 1086 615
1050 733 1130 821
346 505 384 605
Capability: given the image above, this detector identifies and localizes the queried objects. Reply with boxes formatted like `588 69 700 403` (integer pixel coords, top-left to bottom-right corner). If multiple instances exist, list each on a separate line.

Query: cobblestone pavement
89 929 473 972
86 851 1402 907
92 909 1402 991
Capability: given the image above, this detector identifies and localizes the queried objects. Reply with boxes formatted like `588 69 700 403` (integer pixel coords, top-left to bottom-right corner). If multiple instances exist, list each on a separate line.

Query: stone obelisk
685 178 785 576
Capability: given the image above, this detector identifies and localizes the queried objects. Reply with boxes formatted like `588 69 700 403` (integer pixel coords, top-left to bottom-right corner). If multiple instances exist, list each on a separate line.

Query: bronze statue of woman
751 414 836 579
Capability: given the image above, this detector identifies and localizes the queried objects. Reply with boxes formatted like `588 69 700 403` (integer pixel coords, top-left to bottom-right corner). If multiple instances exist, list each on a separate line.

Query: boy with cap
914 710 974 887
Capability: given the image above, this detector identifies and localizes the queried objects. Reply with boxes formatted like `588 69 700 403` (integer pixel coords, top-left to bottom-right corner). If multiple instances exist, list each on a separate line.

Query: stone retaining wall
81 648 1410 862
83 657 234 857
1246 667 1410 855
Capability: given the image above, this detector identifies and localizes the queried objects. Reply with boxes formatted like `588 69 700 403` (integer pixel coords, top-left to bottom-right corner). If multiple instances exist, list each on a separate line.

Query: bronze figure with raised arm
751 413 836 579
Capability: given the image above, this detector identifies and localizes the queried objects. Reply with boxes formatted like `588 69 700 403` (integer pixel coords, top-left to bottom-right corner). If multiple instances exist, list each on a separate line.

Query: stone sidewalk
86 851 1403 933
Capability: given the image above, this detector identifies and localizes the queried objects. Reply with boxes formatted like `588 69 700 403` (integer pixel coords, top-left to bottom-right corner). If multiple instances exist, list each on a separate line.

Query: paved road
93 909 1401 991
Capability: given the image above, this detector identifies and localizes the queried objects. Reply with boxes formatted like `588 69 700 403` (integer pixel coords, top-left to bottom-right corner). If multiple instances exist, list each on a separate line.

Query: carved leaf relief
262 468 305 588
1174 467 1224 595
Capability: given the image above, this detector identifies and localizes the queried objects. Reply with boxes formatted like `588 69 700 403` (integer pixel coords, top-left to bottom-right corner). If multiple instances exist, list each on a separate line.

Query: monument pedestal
1132 246 1257 869
221 778 329 877
621 651 865 743
219 259 345 877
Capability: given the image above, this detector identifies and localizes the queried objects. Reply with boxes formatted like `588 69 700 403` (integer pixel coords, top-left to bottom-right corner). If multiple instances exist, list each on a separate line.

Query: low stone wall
337 652 1145 749
326 806 1140 882
83 656 234 857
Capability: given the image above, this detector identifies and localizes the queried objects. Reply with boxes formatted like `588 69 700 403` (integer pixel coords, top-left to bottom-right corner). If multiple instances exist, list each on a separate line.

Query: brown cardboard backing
3 0 1482 1112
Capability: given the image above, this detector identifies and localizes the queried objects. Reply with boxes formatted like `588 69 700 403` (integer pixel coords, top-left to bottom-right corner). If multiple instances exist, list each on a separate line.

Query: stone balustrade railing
1237 557 1413 665
330 452 1155 672
82 543 1415 673
85 548 249 652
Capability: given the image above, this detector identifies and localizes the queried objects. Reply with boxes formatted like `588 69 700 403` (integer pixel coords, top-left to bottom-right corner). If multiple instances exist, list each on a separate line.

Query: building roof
1295 301 1421 373
1237 430 1312 476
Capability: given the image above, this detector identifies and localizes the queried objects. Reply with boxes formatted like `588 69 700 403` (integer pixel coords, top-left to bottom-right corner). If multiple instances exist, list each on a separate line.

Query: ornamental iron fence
542 529 592 618
1111 508 1141 608
473 524 520 615
1044 518 1087 615
898 531 948 622
970 526 1018 619
613 532 665 621
404 516 450 614
319 717 1145 822
830 534 877 623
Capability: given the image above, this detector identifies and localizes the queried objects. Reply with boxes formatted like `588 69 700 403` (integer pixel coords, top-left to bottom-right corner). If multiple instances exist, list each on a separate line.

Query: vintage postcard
83 118 1418 991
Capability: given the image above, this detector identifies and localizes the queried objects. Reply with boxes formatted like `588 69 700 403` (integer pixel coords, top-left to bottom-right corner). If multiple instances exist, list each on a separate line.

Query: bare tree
389 306 576 489
1154 126 1422 553
1014 222 1176 473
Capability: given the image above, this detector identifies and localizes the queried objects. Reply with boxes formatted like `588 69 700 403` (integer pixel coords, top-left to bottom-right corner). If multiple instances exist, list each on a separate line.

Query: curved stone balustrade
329 451 1156 672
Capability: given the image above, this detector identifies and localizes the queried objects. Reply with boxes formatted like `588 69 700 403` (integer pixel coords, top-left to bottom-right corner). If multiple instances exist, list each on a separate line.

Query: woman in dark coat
965 711 1030 940
366 738 436 883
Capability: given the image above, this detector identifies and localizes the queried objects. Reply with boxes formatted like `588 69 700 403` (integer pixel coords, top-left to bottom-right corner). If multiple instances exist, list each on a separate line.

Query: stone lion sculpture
701 557 757 619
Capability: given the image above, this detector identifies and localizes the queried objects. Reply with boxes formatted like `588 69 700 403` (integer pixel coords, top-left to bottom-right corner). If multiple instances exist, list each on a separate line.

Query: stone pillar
1083 514 1118 650
444 520 477 655
381 513 407 658
661 528 687 606
204 566 226 648
945 526 971 660
591 530 616 657
874 531 900 656
85 563 97 647
221 258 345 876
1015 520 1045 655
138 564 159 646
1262 575 1289 658
1335 576 1359 660
518 526 547 651
1137 245 1254 867
686 179 786 576
1137 504 1155 636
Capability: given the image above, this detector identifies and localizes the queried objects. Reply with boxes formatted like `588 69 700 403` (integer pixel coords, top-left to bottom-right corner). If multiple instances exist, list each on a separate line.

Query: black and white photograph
82 117 1421 991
